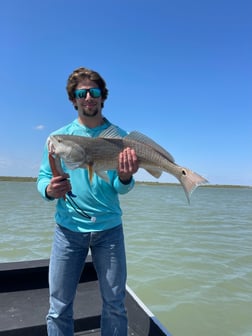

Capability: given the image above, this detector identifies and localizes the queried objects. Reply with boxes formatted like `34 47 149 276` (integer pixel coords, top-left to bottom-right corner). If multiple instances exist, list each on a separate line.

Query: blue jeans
47 224 128 336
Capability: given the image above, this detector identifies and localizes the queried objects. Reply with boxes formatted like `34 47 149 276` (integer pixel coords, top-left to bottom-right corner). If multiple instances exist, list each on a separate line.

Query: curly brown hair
66 67 109 109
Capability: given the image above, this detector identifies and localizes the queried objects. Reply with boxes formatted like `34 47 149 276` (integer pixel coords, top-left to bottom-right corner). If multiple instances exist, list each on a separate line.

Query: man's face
73 79 104 118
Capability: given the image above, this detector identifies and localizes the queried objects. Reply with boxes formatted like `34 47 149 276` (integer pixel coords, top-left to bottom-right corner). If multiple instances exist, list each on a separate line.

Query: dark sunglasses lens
74 88 101 99
75 89 87 99
90 88 101 98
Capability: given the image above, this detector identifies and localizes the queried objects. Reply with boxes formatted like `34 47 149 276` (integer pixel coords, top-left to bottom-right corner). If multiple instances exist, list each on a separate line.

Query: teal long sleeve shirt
37 118 135 232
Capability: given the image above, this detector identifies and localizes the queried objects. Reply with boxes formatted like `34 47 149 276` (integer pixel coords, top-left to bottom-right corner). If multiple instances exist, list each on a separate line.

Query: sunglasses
74 88 102 99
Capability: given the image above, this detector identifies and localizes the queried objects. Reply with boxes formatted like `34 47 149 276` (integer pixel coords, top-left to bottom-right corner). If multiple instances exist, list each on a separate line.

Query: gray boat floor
75 330 100 336
75 327 137 335
0 278 141 336
0 258 171 336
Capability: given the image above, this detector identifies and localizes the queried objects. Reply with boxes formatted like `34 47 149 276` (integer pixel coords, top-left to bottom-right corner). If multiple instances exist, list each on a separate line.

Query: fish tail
177 169 208 203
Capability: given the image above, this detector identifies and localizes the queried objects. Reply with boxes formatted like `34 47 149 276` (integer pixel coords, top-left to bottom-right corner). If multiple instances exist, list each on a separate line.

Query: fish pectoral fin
89 167 110 183
145 168 163 179
95 170 110 183
64 161 82 170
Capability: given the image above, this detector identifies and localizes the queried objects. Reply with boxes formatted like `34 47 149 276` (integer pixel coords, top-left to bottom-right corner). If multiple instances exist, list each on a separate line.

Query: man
37 67 139 336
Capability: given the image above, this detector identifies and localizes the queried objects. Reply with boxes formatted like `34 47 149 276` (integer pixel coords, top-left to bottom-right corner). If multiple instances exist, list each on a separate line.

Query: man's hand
46 174 72 199
118 148 139 183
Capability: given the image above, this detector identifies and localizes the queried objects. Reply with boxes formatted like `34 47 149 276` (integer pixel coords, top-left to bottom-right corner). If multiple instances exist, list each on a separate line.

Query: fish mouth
47 136 57 154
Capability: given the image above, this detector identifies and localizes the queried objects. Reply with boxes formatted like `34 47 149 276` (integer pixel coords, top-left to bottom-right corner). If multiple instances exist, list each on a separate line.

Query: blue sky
0 0 251 186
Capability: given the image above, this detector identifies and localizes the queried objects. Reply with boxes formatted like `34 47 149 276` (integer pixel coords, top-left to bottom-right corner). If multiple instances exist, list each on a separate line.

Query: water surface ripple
1 182 251 336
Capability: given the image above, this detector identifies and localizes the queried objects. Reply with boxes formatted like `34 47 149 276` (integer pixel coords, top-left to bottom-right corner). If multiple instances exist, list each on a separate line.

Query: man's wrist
45 185 54 200
119 176 133 185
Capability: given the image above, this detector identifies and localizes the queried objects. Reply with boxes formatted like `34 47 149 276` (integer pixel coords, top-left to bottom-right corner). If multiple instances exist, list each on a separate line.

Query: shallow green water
1 182 252 336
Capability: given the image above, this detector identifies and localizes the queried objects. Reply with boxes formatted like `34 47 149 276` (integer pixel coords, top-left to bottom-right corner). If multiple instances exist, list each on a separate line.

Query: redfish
48 126 208 202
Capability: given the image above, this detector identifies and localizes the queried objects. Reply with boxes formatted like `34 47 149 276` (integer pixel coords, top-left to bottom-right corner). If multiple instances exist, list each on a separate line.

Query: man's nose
85 92 92 99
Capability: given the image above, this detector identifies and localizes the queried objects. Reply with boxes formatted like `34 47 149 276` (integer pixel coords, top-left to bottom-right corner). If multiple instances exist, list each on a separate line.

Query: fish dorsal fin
126 131 175 163
99 125 123 138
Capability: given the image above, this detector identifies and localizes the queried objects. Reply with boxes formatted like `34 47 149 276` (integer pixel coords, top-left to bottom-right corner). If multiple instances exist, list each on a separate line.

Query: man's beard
81 107 99 117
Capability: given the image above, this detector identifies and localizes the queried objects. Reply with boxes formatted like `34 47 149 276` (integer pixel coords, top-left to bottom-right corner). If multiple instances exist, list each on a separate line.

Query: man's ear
71 98 78 110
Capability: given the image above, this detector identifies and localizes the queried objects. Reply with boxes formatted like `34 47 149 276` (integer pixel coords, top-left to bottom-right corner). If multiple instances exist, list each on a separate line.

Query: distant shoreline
0 176 251 189
0 176 37 182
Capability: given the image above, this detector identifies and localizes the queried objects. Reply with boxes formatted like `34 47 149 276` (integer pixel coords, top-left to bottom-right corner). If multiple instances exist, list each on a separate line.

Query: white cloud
34 125 45 131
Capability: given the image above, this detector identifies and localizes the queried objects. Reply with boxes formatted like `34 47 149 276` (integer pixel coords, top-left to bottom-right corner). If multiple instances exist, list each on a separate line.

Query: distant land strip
0 176 251 188
0 176 37 182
